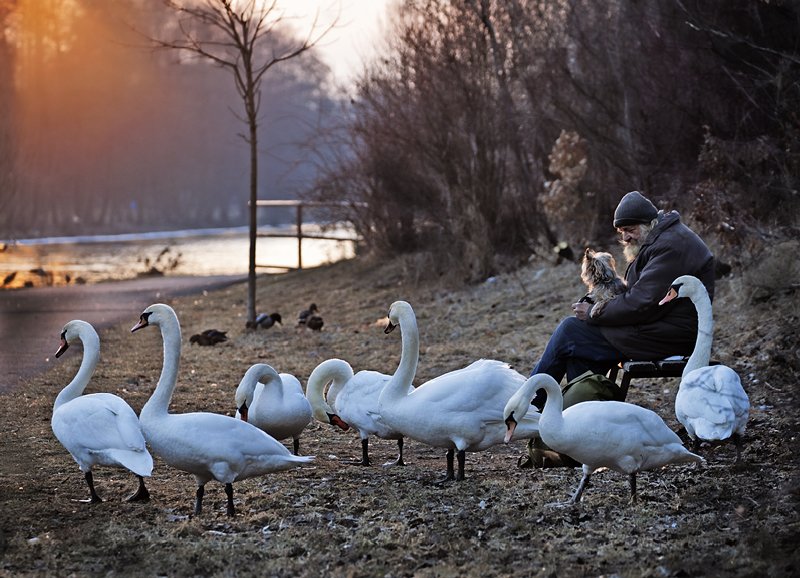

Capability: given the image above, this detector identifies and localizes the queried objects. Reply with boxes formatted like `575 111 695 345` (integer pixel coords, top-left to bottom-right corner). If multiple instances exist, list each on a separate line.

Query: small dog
580 248 626 314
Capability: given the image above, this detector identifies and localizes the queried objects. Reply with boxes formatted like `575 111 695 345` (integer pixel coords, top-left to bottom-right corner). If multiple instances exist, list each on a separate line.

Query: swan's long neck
142 315 182 417
256 366 282 401
307 359 353 418
383 309 419 404
538 375 565 430
683 286 713 377
53 329 100 411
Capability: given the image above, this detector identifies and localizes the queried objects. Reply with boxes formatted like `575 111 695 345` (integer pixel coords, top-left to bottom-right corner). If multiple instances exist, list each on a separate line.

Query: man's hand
572 301 592 320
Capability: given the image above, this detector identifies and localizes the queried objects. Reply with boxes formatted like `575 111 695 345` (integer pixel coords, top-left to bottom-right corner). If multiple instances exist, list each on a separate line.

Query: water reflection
0 227 356 290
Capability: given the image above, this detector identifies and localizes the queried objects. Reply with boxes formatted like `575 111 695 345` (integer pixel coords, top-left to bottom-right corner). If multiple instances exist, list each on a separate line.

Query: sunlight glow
270 0 392 84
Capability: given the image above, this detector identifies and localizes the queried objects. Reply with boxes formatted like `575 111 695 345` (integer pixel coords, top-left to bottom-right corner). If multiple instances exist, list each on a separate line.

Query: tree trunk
247 106 258 324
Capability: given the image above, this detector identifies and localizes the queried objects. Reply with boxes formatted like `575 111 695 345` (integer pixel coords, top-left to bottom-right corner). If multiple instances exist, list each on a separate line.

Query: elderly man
523 190 716 468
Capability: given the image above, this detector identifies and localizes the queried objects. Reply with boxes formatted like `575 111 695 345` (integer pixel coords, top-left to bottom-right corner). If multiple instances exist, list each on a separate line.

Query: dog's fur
580 248 626 311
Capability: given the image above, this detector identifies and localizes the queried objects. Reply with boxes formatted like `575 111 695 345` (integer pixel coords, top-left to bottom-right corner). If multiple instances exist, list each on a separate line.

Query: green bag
560 370 625 407
519 370 624 468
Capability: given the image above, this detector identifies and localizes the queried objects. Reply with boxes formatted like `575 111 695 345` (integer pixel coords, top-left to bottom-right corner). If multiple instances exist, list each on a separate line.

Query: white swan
505 373 704 504
306 358 411 466
131 303 313 516
51 320 152 503
378 300 540 481
234 363 312 455
659 275 750 460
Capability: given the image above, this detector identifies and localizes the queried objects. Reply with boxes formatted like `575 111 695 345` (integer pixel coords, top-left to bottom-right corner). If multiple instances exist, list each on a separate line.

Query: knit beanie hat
613 191 658 227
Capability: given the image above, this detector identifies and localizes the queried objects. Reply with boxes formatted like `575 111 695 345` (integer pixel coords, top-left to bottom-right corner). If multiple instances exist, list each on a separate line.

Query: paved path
0 274 246 393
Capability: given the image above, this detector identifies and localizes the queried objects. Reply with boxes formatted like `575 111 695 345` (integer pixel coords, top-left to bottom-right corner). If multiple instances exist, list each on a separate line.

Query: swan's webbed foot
344 439 372 466
435 472 455 485
292 439 301 456
383 455 405 467
225 483 235 517
126 476 150 502
346 458 371 466
545 500 578 509
385 438 406 467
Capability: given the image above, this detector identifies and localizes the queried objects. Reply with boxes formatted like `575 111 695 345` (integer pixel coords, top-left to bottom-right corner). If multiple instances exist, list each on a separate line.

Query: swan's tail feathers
692 421 735 443
103 448 154 477
291 455 315 465
680 449 706 467
271 454 314 472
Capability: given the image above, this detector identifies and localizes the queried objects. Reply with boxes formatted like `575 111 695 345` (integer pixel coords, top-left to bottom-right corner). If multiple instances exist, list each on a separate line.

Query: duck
659 275 750 461
378 300 540 481
298 303 319 325
246 312 282 330
51 320 152 503
189 329 227 346
505 373 704 504
131 303 313 516
305 315 324 331
306 358 412 466
234 363 312 455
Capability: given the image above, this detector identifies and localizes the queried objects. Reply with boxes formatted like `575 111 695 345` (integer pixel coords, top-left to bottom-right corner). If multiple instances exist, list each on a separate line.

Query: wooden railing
253 200 362 270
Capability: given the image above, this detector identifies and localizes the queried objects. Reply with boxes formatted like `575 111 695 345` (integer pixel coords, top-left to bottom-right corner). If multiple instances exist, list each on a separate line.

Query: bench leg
619 373 631 401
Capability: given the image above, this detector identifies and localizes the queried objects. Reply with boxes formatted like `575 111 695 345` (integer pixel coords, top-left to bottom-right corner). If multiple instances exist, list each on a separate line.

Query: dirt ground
1 252 797 577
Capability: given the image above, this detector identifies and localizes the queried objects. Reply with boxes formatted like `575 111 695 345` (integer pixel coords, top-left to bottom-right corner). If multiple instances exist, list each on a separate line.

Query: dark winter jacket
587 211 715 359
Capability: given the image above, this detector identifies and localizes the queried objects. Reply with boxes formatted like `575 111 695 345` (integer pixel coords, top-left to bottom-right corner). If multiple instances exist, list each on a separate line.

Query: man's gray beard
622 222 654 263
623 242 640 263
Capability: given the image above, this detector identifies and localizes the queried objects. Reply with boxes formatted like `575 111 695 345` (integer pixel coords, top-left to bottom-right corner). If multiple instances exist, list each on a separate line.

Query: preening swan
131 304 313 516
378 300 540 481
660 275 750 460
234 363 312 455
506 373 704 504
306 358 410 466
51 320 152 503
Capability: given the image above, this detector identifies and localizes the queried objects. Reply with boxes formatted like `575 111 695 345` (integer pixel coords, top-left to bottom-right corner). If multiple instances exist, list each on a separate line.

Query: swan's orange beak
55 337 69 358
384 320 397 335
238 405 248 422
329 414 350 431
131 311 151 333
504 414 517 444
659 287 678 306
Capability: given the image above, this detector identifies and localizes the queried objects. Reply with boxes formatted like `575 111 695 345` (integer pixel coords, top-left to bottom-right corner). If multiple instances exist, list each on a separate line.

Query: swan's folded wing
54 396 145 452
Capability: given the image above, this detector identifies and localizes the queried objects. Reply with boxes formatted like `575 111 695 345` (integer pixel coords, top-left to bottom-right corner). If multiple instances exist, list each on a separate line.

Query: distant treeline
310 0 800 280
0 0 333 239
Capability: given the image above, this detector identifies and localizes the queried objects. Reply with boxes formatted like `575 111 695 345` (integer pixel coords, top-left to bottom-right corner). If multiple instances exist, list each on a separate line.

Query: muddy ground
1 252 797 577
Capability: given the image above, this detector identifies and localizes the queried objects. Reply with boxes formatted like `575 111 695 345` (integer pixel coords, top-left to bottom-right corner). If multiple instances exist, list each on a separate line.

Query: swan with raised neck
506 372 704 504
660 275 750 459
52 319 152 503
379 300 540 481
131 303 313 516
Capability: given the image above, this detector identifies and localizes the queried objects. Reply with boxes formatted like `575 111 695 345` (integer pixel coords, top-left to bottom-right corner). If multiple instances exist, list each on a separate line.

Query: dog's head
581 248 619 287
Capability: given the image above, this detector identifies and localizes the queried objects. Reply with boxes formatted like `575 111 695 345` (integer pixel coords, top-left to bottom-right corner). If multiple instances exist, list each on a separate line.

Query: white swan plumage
131 303 313 516
306 358 411 466
234 363 313 455
51 320 152 503
506 373 704 504
660 274 750 460
378 300 540 481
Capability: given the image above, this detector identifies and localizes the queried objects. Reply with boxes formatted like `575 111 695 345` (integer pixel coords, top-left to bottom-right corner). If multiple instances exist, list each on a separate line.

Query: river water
0 225 356 289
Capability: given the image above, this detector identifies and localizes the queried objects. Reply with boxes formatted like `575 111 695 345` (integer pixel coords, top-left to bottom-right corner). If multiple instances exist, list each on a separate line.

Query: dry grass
1 253 797 577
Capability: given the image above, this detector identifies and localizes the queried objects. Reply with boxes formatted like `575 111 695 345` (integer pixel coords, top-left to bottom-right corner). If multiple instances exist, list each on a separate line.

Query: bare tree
155 0 336 323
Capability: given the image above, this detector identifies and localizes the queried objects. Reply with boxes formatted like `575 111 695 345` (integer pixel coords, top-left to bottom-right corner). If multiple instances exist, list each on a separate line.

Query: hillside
0 253 797 576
